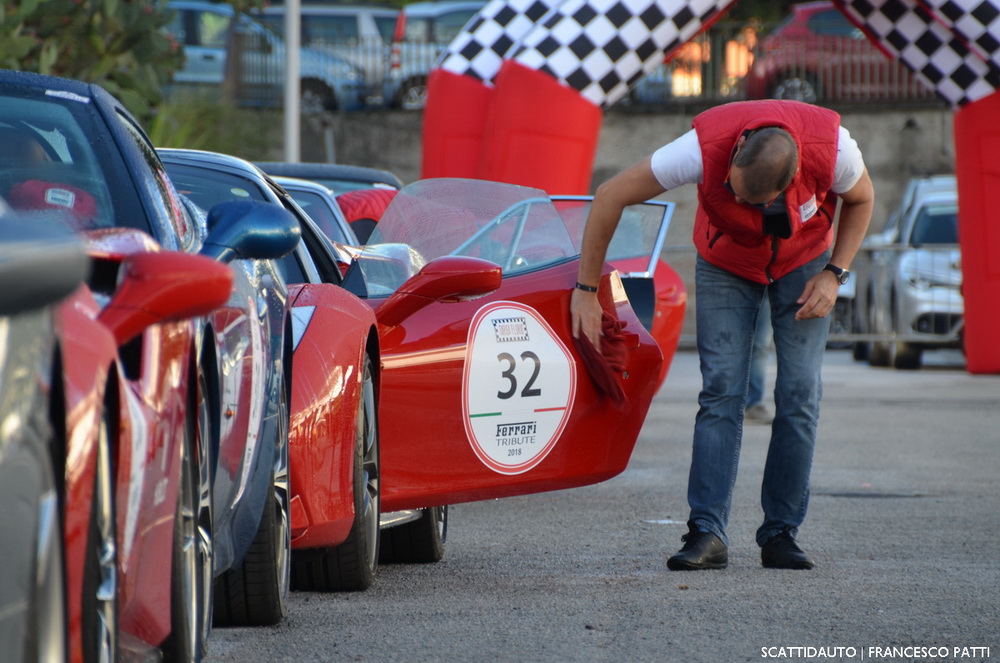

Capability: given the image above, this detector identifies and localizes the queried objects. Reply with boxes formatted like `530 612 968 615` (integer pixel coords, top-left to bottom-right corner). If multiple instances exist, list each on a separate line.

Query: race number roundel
463 301 577 475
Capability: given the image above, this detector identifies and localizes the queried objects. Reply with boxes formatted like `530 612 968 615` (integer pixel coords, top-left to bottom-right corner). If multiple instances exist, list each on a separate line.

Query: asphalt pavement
205 347 999 663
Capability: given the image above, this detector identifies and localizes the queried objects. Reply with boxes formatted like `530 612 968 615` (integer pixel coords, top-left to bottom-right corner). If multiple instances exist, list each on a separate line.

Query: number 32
497 351 541 399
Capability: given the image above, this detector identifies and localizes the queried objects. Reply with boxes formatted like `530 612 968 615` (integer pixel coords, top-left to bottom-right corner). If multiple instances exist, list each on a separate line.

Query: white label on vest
799 195 818 222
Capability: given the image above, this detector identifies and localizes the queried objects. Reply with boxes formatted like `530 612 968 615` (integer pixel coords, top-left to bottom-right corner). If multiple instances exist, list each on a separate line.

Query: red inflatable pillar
421 69 493 179
478 61 603 195
954 90 1000 374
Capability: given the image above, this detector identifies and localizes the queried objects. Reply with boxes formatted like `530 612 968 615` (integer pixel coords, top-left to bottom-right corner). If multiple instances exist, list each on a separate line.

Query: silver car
863 186 962 369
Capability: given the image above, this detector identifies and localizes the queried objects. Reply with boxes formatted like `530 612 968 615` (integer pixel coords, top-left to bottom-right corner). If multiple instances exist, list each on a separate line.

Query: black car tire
867 300 890 367
379 505 447 564
301 80 335 114
892 342 923 370
81 411 117 663
292 353 380 592
163 396 210 662
213 378 290 627
394 76 428 111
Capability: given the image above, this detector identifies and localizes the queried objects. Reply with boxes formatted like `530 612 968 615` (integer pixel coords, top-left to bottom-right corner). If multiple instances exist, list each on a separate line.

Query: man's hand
795 271 839 320
571 287 604 347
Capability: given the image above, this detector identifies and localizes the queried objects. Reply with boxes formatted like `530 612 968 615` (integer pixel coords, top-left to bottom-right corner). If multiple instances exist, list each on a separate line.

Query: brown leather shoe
761 531 815 569
667 522 728 570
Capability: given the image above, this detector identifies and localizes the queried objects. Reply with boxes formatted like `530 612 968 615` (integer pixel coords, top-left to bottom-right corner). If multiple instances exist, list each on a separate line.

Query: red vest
691 100 841 283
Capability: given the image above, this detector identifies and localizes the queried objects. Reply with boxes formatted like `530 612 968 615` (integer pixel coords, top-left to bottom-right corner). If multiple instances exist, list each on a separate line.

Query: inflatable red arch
421 0 1000 374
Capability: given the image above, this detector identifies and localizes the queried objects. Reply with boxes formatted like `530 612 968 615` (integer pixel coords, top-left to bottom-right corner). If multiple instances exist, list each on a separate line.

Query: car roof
260 4 398 15
255 161 404 190
402 1 487 17
159 147 266 178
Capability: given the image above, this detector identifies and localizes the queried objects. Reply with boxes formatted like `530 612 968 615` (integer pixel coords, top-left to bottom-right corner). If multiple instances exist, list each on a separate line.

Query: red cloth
9 179 97 229
336 188 397 224
574 313 628 406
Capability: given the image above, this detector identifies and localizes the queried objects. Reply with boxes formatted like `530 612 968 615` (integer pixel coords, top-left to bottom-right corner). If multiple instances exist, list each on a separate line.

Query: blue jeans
747 297 773 407
688 252 831 547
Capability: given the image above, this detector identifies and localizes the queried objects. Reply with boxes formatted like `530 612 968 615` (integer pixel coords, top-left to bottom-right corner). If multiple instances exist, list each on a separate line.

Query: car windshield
910 204 958 246
353 178 579 296
349 178 674 298
0 96 120 232
551 196 673 275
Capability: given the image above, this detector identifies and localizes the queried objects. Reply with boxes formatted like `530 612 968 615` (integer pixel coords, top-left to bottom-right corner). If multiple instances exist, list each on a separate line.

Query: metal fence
217 19 943 111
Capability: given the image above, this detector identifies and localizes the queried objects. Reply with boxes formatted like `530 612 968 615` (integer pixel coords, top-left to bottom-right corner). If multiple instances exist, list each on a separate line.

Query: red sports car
347 179 668 517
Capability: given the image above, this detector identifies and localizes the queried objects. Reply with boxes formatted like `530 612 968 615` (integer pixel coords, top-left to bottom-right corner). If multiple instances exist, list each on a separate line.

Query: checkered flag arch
437 0 568 83
835 0 1000 106
917 0 1000 69
508 0 736 108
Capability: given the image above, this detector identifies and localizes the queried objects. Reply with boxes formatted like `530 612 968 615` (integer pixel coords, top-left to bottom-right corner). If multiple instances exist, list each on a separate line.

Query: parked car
165 0 368 112
255 161 404 194
344 179 669 524
256 161 403 242
157 147 385 591
255 4 399 105
851 174 957 360
258 1 485 109
0 217 87 663
862 185 962 369
744 1 932 104
387 1 486 109
269 174 360 246
0 67 302 658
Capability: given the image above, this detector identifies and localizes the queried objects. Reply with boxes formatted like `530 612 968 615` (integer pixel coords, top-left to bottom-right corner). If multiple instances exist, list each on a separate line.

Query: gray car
862 185 962 369
166 0 368 112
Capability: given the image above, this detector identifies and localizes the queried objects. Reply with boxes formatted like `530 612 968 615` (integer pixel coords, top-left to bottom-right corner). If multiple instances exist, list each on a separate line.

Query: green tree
0 0 184 123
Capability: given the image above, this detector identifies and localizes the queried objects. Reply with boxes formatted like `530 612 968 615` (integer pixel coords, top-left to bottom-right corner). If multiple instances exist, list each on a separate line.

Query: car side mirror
98 251 234 345
201 199 301 263
375 255 502 327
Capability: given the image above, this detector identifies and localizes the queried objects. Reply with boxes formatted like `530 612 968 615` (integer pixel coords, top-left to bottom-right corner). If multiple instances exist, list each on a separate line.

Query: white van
256 5 399 105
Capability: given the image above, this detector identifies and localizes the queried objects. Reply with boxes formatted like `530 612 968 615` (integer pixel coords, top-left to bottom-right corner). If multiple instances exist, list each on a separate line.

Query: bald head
731 128 798 200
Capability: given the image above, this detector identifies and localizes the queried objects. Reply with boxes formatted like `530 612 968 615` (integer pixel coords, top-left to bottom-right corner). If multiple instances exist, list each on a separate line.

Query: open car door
342 178 681 511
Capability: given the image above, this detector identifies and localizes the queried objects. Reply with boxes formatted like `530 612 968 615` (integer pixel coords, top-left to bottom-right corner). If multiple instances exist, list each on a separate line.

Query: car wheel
396 77 428 111
292 353 380 591
163 381 213 663
892 342 922 370
379 505 447 564
301 81 335 114
770 73 818 104
867 299 890 367
81 412 117 663
213 378 290 626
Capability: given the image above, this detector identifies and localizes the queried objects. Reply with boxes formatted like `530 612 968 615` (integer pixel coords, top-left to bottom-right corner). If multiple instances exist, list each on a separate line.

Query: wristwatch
823 263 850 285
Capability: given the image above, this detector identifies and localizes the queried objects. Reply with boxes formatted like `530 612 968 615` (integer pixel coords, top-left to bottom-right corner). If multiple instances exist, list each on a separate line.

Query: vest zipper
708 230 723 249
765 235 780 283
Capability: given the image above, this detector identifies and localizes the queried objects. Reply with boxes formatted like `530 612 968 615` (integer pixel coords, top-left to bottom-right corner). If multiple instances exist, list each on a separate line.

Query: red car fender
56 287 117 663
287 283 377 549
113 322 195 649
